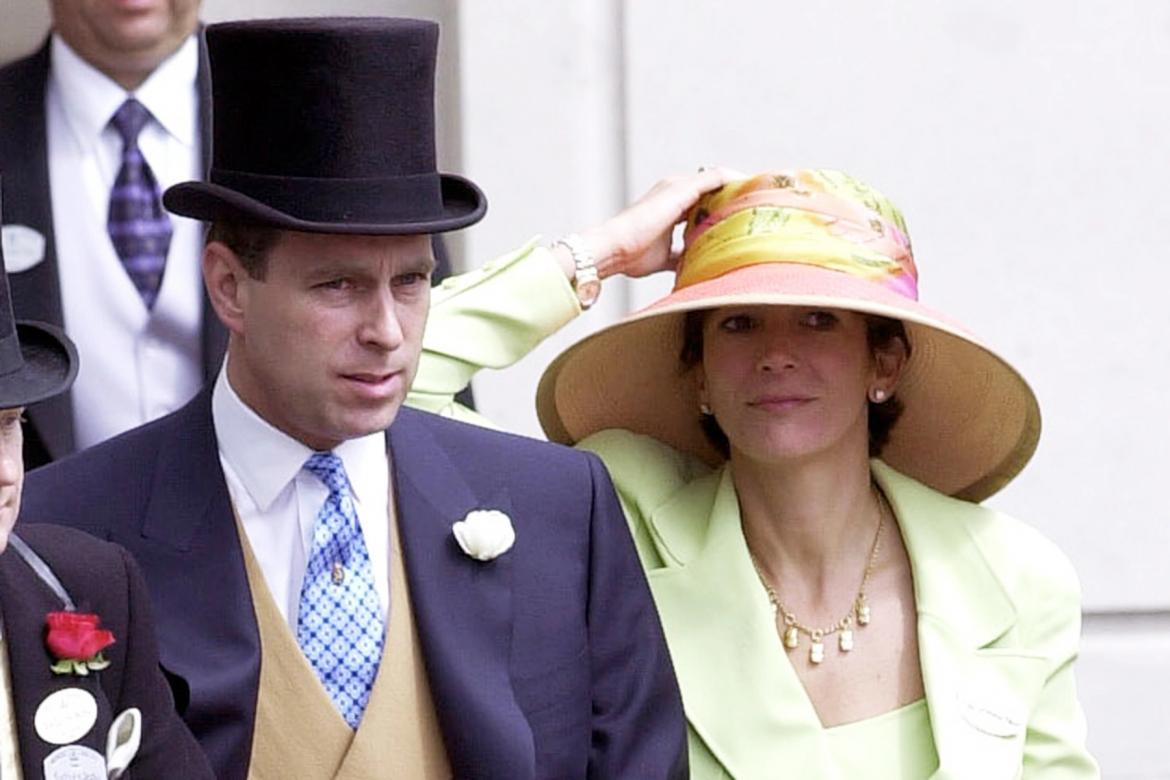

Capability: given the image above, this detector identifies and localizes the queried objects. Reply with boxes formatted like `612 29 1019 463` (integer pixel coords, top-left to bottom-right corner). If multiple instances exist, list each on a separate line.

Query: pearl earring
700 402 713 415
869 388 887 403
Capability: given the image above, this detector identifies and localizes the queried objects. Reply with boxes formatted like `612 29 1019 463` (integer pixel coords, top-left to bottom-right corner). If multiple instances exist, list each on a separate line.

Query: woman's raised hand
565 167 741 281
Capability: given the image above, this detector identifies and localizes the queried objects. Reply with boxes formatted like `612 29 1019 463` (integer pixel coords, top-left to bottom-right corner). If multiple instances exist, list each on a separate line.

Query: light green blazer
413 244 1099 779
581 430 1098 780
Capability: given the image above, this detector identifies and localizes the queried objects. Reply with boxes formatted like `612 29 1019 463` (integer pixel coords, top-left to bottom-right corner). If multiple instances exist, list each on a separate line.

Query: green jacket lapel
645 467 838 779
873 463 1038 779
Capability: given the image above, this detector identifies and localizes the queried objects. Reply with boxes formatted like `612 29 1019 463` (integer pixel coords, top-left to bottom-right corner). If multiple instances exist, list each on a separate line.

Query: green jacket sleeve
408 238 580 425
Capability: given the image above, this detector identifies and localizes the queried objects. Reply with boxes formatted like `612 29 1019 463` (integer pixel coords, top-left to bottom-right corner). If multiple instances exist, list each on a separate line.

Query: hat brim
537 263 1040 502
0 322 78 409
163 173 486 234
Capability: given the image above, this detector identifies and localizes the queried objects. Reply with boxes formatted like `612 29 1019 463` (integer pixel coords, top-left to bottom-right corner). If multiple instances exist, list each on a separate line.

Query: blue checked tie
296 452 385 728
108 98 172 309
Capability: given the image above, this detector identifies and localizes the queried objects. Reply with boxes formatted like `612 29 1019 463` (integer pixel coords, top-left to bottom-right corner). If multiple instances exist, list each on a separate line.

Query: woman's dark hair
679 309 910 458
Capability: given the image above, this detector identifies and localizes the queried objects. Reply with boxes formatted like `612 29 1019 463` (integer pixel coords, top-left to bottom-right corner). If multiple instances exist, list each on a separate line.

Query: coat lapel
130 389 260 779
0 543 111 778
873 463 1039 780
387 409 534 779
645 467 839 779
1 41 74 460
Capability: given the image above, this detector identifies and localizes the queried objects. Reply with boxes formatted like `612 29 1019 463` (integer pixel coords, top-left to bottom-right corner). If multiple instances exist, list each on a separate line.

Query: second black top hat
164 17 486 235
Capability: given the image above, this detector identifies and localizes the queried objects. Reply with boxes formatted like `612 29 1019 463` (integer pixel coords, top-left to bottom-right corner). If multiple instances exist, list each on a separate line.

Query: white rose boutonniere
452 510 515 562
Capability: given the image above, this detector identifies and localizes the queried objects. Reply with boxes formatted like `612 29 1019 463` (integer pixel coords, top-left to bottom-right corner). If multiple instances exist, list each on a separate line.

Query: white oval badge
43 744 106 780
105 707 142 780
34 688 98 746
1 223 47 273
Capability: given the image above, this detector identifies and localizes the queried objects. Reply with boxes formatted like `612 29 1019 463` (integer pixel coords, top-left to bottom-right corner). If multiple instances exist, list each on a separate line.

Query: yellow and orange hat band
677 171 919 300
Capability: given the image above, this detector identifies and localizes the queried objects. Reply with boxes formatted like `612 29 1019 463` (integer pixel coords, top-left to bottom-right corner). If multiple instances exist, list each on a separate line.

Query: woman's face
0 407 25 553
697 306 902 467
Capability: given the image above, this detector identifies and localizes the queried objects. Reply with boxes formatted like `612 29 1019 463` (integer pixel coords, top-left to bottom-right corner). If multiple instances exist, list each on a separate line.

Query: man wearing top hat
0 186 213 779
1 1 459 470
20 17 688 779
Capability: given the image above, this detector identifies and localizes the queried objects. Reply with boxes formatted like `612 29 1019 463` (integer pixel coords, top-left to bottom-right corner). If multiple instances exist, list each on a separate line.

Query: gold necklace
748 489 887 665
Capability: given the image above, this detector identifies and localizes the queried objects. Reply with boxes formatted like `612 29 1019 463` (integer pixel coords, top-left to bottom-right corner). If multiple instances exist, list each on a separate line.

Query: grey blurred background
4 2 1167 776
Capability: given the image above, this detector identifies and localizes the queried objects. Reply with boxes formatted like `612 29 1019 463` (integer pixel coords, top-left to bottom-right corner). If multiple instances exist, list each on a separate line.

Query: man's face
48 0 200 86
0 408 25 554
221 231 435 452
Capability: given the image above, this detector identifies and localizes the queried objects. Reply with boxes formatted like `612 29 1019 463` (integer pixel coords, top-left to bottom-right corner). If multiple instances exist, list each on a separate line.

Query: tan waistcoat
237 497 451 780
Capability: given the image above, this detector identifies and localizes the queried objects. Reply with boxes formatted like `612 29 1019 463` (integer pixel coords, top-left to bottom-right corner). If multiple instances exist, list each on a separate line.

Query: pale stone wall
4 1 1165 775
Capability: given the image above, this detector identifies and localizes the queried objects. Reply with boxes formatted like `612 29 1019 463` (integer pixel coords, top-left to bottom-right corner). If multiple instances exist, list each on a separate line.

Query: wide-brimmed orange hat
536 169 1040 501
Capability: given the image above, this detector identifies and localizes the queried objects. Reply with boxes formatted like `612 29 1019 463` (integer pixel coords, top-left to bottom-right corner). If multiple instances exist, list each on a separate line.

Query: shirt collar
49 32 199 147
211 362 387 511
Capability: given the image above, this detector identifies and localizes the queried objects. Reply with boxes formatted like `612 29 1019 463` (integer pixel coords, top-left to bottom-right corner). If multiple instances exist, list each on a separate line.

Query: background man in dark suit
22 18 687 779
0 0 217 468
0 187 213 779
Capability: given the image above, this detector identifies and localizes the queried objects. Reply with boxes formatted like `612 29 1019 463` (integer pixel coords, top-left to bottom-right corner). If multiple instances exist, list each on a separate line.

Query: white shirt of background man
47 33 204 450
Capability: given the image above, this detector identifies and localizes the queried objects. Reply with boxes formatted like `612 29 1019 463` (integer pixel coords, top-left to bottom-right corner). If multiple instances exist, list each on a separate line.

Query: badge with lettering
1 224 46 273
34 688 98 746
43 744 106 780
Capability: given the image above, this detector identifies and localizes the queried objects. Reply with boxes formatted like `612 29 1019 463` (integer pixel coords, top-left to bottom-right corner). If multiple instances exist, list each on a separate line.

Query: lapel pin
43 744 106 780
1 224 47 273
34 687 98 746
452 510 515 561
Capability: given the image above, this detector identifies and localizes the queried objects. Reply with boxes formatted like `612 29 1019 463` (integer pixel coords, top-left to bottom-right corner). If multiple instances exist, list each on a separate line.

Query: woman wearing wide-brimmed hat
0 187 213 779
412 169 1098 778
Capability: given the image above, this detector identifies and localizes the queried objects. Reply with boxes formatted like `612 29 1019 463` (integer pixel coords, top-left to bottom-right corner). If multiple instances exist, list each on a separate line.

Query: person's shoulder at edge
20 394 203 531
13 521 124 573
573 428 716 570
577 428 711 502
397 404 597 471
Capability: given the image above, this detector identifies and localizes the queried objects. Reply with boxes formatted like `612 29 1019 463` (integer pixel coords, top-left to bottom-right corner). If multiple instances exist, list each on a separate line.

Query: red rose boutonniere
45 611 115 675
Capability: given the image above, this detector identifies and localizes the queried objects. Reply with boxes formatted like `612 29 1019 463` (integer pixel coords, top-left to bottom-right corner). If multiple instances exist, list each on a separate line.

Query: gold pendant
839 629 854 652
331 562 345 585
783 626 799 649
856 596 871 626
809 639 825 664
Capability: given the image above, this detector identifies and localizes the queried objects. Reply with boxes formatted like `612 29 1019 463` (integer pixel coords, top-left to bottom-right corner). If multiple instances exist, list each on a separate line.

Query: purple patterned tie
108 98 172 309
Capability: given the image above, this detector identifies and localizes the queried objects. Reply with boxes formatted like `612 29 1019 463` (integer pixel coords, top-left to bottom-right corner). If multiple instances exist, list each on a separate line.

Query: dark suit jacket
0 524 213 778
0 37 225 468
21 390 688 779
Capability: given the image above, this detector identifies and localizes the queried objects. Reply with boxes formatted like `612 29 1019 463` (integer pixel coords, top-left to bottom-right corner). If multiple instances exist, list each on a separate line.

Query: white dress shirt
211 365 391 630
47 34 204 450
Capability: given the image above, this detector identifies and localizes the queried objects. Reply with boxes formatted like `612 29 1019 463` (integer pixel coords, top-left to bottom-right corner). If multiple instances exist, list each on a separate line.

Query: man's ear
202 241 248 336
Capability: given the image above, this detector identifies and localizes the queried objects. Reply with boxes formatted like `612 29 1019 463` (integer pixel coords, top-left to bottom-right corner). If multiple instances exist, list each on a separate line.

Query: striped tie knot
110 98 152 147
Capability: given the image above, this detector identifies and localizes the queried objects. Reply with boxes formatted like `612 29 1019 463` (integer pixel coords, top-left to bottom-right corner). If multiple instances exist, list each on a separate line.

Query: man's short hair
205 223 283 279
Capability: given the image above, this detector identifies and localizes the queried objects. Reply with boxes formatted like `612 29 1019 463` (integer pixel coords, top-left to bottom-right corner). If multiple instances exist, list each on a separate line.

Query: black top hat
164 17 486 234
0 185 77 409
